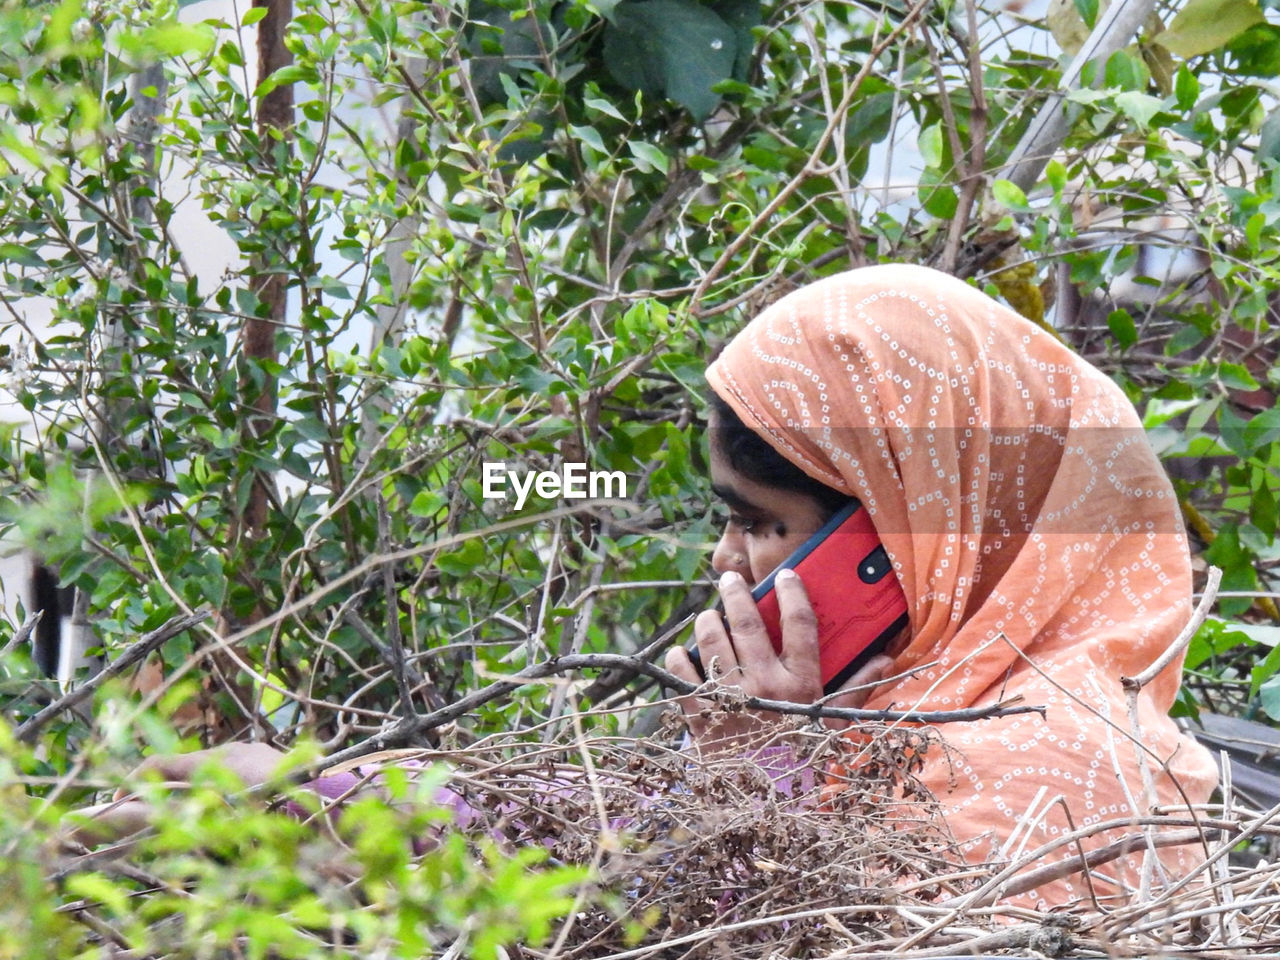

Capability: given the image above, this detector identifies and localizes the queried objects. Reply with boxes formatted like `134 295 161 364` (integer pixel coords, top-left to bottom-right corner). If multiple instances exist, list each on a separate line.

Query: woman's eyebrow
711 483 760 513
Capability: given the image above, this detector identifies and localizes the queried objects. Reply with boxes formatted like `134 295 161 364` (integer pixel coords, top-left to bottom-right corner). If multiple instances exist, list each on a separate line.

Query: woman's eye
728 514 759 533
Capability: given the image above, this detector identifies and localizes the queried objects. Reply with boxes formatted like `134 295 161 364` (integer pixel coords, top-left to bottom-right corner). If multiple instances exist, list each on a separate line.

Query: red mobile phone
686 500 909 696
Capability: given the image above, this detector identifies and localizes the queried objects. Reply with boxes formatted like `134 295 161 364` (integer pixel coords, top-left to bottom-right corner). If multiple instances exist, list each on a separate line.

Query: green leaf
1073 0 1099 28
918 164 957 218
0 242 47 269
1174 65 1200 111
255 64 317 100
138 21 215 57
1227 622 1280 648
629 141 670 174
845 89 895 146
65 873 130 916
1250 474 1277 541
1153 0 1265 58
1187 616 1257 669
1244 405 1280 451
1185 395 1221 434
991 178 1028 210
1045 159 1067 195
514 365 563 394
1218 361 1260 391
1166 323 1207 355
1105 50 1149 90
1259 107 1280 166
918 122 944 169
1260 673 1280 720
409 490 448 518
568 123 607 155
242 6 268 25
1225 23 1280 76
1065 88 1112 106
289 417 331 444
583 96 626 121
709 0 762 81
919 180 958 219
1143 396 1202 429
1204 524 1260 616
603 0 738 120
47 0 83 48
1246 211 1267 251
1107 308 1137 348
435 539 486 575
1252 640 1280 699
1218 404 1252 458
1113 91 1164 128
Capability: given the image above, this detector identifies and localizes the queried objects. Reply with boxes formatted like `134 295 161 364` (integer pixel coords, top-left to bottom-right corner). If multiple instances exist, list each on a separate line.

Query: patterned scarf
705 263 1218 906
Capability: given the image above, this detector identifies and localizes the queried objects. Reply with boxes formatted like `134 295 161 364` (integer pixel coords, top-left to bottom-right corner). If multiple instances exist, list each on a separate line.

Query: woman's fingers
664 644 708 737
96 744 290 821
688 568 824 699
125 751 202 788
771 568 821 690
63 798 153 845
673 568 897 754
204 743 286 787
672 568 843 754
141 744 286 789
111 753 199 802
822 654 895 730
111 745 281 803
716 571 773 675
664 644 702 686
691 603 741 683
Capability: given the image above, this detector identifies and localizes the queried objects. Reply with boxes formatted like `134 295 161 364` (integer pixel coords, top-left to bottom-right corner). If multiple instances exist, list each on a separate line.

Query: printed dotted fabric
705 263 1219 906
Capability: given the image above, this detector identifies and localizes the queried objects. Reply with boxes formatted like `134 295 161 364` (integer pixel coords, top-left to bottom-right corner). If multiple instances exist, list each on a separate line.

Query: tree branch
999 0 1159 192
1 611 42 659
1123 565 1221 694
315 652 1047 772
15 612 211 744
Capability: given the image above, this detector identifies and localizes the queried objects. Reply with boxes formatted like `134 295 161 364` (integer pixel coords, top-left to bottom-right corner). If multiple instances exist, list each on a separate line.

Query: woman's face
708 415 830 588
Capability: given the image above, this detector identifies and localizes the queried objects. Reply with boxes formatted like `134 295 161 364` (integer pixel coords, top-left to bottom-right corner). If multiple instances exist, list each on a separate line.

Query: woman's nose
711 531 751 579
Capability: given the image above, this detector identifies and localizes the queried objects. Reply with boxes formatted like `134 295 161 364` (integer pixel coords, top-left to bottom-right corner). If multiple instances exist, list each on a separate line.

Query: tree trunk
240 0 294 541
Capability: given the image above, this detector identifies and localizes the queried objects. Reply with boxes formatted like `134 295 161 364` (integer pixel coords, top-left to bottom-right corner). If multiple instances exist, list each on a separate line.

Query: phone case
687 500 909 696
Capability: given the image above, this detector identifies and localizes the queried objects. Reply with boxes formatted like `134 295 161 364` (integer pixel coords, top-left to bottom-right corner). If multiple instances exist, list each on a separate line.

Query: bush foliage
0 0 1278 953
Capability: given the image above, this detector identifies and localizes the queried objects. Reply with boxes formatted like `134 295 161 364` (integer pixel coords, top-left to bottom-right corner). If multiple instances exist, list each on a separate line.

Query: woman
666 263 1218 906
79 264 1217 908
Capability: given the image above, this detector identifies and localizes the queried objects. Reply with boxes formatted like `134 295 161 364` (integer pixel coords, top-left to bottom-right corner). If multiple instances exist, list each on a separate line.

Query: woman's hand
664 568 893 756
63 743 287 845
120 742 288 792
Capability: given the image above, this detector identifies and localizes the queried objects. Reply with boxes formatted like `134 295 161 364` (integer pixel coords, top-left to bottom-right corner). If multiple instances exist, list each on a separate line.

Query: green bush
1 0 1278 951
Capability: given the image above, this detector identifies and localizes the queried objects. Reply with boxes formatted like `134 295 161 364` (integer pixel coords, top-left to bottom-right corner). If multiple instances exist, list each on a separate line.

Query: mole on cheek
774 523 787 537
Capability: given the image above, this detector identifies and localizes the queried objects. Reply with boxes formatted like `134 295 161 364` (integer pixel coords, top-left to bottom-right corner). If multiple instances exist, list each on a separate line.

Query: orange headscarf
705 263 1218 906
